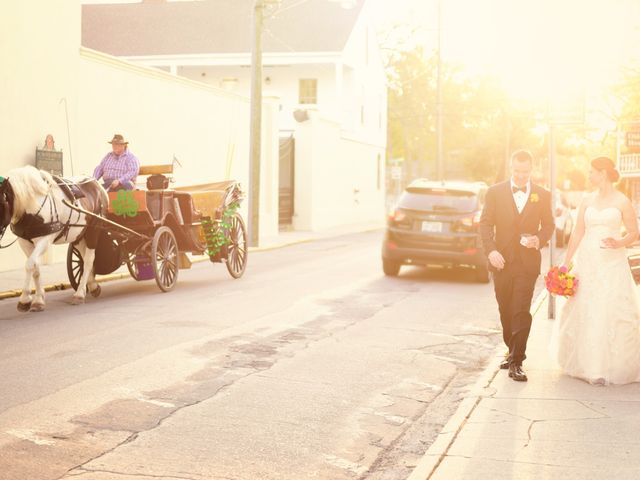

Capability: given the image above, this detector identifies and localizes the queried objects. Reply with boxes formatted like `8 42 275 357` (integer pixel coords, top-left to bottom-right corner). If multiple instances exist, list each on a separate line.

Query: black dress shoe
508 364 528 382
500 360 510 370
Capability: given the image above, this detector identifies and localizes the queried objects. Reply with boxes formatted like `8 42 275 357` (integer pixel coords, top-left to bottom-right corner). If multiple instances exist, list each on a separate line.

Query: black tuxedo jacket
479 181 554 275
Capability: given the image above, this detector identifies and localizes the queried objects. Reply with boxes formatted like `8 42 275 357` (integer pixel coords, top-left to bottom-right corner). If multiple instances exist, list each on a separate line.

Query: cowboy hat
108 134 129 145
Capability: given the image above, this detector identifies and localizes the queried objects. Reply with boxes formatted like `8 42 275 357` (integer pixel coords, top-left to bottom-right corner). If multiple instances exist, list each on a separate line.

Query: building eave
122 51 345 68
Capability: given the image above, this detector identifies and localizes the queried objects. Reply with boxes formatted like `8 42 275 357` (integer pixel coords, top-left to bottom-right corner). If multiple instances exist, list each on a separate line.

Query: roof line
122 51 345 67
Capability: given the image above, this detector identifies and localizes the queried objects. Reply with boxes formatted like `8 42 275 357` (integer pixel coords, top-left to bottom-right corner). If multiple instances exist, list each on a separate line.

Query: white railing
619 154 640 175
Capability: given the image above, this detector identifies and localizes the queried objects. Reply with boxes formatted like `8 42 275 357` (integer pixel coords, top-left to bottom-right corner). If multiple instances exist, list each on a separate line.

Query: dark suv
382 180 490 282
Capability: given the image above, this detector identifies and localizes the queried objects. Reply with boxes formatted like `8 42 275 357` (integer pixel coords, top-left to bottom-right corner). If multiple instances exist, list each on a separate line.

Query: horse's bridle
0 177 17 248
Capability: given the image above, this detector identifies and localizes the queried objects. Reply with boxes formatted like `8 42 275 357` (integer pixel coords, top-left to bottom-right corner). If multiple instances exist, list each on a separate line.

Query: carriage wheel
66 244 83 291
126 252 141 281
225 213 248 279
151 226 179 292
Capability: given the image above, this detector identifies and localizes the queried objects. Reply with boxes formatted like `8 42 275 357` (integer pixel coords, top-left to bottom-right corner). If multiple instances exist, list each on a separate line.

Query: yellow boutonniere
530 193 539 203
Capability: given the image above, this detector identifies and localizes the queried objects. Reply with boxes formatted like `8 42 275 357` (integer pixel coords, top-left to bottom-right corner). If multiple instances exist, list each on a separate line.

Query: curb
407 289 548 480
0 241 304 301
0 227 383 300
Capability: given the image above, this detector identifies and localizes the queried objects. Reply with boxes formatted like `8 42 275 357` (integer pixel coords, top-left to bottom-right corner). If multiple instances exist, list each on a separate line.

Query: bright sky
372 0 640 105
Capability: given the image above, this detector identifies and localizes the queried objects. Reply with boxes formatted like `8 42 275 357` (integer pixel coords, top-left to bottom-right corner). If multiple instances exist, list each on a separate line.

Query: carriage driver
93 134 140 191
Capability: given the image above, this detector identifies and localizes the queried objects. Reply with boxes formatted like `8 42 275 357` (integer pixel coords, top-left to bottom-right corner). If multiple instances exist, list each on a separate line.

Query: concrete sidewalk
409 292 640 480
0 222 383 300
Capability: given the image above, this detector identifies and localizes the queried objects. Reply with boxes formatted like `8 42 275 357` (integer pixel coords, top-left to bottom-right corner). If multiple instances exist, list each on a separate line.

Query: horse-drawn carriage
65 163 248 293
1 163 246 311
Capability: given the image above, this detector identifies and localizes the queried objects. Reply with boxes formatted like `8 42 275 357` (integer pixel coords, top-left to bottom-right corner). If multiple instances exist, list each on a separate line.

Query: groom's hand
488 250 505 270
525 236 540 249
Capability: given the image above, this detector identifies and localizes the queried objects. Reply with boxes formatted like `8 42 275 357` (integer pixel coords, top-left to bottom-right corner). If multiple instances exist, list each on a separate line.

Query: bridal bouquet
545 265 579 297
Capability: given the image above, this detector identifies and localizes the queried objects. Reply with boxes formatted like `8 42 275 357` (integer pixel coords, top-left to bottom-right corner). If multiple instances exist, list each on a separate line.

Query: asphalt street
0 231 551 480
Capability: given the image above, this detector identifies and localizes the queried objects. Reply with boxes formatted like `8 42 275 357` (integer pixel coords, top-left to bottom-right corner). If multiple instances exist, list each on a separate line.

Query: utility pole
248 0 265 247
547 122 557 319
435 0 444 181
504 110 511 182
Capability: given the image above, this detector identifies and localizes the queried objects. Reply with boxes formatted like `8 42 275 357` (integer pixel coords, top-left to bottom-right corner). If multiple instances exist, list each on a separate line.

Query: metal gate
279 135 295 227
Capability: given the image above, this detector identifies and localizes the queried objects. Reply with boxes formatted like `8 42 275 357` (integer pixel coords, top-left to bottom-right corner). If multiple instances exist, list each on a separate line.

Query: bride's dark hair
591 156 620 182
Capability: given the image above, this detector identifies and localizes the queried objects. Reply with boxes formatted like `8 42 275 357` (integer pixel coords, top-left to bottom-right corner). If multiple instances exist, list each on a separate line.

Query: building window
299 79 318 104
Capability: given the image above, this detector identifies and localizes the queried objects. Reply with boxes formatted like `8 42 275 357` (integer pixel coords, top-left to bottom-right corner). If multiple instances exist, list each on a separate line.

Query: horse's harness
0 175 97 247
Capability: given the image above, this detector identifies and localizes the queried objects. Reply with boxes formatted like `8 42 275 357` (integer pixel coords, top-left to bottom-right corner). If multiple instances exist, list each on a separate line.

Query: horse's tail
98 181 109 216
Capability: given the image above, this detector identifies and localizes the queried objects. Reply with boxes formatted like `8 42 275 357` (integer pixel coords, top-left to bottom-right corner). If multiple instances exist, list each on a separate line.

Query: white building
82 0 388 231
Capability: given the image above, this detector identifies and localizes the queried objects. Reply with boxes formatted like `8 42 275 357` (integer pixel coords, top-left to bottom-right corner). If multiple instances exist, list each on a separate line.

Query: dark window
399 188 480 213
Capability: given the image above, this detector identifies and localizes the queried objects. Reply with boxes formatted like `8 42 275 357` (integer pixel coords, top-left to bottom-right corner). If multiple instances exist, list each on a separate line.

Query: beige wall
76 49 251 188
0 1 81 166
0 0 81 270
0 2 279 272
341 6 388 147
293 115 385 231
77 48 279 241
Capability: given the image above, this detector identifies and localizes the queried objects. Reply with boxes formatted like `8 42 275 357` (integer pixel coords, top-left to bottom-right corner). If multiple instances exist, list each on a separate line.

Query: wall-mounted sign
35 149 63 176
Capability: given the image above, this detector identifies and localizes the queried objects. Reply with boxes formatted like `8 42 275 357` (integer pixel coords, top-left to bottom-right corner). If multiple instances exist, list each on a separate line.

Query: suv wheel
475 264 490 283
383 259 401 276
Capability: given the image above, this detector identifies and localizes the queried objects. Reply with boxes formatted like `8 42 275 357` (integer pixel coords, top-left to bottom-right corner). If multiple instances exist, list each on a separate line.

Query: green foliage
615 67 640 124
202 202 240 258
111 190 139 217
386 47 542 184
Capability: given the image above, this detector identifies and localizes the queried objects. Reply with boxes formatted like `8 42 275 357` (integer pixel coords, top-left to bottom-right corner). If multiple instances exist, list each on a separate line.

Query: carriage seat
139 164 173 190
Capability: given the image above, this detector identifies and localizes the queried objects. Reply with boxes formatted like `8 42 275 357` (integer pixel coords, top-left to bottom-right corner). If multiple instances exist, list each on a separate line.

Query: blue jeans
103 179 134 191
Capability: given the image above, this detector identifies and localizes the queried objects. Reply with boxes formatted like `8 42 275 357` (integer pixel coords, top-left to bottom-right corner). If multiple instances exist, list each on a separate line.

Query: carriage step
178 252 192 269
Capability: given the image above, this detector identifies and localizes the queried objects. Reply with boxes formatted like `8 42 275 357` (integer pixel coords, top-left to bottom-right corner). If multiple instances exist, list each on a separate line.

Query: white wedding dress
552 206 640 385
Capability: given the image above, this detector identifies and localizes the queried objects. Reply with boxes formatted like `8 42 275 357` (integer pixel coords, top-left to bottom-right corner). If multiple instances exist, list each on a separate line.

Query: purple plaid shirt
93 150 140 184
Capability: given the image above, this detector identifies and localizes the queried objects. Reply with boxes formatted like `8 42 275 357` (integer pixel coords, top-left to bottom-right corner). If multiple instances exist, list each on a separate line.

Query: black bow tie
512 186 526 194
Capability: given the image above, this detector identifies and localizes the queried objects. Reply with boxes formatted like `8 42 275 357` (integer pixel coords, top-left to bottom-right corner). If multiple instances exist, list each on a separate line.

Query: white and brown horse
0 166 108 311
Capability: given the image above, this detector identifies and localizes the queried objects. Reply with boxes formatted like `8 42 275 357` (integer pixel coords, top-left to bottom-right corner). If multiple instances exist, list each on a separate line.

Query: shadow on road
385 265 488 285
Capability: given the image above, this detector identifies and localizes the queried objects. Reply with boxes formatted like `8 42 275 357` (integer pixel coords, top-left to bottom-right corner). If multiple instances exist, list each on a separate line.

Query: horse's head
0 176 14 236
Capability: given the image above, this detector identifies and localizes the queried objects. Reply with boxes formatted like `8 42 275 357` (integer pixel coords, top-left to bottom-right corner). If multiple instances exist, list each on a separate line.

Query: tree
386 46 542 184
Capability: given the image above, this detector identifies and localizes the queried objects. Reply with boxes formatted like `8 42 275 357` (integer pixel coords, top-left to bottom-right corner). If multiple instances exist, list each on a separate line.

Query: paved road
0 231 529 480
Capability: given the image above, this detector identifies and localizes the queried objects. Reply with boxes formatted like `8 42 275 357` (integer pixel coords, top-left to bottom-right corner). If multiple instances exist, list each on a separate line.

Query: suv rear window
399 187 480 213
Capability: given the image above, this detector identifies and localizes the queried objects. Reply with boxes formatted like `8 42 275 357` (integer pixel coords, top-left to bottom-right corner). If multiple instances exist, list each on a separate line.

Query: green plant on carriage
111 190 139 217
202 201 240 258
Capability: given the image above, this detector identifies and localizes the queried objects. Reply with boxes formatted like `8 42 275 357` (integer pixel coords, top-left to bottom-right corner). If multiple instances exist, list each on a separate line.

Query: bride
553 156 640 385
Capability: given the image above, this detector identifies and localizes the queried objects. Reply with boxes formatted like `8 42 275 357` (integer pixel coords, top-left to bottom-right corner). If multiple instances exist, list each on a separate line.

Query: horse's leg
72 240 95 305
18 238 50 312
87 260 101 298
88 275 101 297
80 223 102 300
17 239 35 312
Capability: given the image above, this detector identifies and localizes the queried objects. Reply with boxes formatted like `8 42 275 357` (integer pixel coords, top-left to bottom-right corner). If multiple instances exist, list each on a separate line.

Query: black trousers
492 262 538 366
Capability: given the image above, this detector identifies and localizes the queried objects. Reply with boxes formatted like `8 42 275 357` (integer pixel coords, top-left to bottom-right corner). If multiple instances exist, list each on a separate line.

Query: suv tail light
455 211 481 231
391 210 406 222
388 209 410 227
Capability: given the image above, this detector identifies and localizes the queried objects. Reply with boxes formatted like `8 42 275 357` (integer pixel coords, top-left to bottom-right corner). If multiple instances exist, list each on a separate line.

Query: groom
479 150 554 382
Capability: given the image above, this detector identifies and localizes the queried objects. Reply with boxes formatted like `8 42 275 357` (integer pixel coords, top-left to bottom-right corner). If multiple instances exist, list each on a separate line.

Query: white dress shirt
511 179 530 214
